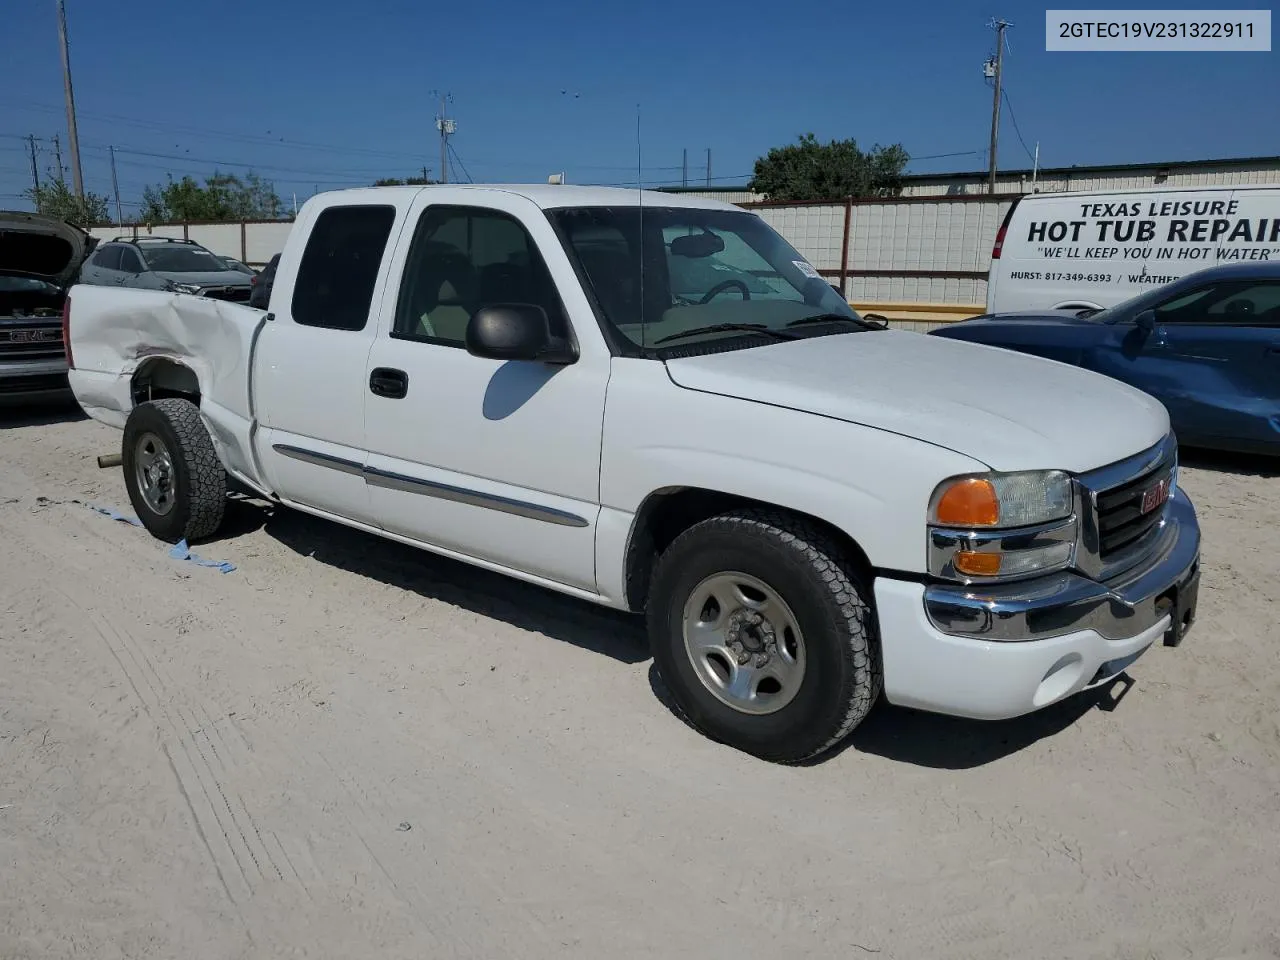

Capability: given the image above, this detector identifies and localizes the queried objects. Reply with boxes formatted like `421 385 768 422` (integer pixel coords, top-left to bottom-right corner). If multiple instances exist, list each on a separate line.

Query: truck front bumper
0 360 72 406
874 489 1200 720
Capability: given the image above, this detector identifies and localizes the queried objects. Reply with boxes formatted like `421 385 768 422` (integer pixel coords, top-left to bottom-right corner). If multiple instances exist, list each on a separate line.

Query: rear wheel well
623 488 874 612
131 358 200 408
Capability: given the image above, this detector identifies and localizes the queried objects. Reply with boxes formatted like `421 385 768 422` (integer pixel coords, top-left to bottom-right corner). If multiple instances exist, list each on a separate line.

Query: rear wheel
648 509 881 763
122 398 225 543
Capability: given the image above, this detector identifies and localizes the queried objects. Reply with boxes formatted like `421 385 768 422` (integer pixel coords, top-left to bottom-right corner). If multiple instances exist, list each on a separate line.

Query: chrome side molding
272 443 589 529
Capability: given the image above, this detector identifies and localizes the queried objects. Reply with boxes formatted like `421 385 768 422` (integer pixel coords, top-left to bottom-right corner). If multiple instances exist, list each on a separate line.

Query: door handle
369 367 408 399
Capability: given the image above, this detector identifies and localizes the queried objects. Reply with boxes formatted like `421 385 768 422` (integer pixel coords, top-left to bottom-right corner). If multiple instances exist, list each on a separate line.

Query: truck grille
1 325 65 362
1095 460 1175 559
203 286 251 303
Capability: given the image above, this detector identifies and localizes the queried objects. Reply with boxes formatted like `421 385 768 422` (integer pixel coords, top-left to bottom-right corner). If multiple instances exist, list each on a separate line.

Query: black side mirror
830 283 843 296
1135 309 1156 332
465 304 576 364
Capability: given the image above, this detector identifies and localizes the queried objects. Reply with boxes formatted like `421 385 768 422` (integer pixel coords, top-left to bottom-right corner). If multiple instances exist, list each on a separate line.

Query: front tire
122 398 226 543
647 509 881 763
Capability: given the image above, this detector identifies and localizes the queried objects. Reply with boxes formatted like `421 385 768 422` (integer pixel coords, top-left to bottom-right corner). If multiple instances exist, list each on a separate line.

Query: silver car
79 237 254 302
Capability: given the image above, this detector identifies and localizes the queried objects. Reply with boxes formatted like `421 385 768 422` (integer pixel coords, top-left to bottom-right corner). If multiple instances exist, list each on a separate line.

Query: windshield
1089 279 1199 323
547 206 864 353
138 244 228 273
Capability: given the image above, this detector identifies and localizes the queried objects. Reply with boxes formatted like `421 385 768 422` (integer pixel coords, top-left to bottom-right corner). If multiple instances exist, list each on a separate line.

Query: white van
987 183 1280 313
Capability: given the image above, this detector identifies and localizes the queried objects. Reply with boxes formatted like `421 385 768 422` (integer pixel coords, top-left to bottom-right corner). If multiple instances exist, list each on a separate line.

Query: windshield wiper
785 312 883 331
653 323 799 346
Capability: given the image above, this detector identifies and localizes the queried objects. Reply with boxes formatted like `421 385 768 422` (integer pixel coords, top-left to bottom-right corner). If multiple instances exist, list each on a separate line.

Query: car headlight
168 281 202 295
928 470 1077 582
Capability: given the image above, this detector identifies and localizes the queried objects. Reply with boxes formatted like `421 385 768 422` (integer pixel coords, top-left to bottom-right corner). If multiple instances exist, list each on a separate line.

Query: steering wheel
699 279 751 304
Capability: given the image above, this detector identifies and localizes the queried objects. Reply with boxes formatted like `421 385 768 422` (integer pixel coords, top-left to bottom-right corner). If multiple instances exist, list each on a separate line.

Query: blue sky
2 0 1276 214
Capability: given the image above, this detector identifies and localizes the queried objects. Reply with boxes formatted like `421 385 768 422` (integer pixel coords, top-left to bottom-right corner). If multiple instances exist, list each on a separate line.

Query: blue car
931 262 1280 456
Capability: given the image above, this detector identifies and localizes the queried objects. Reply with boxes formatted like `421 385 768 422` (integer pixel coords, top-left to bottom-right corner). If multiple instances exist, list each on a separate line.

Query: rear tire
647 509 881 763
122 398 225 543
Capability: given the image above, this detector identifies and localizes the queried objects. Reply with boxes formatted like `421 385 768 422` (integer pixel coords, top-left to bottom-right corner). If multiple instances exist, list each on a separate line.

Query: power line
1000 88 1037 165
447 142 474 184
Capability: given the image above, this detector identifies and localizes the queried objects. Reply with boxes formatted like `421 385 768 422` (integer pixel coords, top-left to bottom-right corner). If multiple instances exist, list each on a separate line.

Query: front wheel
647 509 881 763
122 398 226 544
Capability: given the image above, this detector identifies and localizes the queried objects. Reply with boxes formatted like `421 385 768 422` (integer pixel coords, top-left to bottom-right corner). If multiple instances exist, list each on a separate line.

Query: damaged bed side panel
66 285 269 491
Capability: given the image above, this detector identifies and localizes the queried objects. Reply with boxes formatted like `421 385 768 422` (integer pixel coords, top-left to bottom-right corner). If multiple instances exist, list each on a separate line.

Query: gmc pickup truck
65 185 1202 763
1 211 93 404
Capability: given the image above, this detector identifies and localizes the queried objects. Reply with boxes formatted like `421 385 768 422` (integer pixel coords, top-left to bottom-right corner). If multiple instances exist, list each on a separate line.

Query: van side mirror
1135 309 1156 333
465 304 576 365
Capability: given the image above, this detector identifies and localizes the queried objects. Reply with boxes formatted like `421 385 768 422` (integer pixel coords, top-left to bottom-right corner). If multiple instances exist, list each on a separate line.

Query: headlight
928 470 1077 582
930 470 1073 528
169 282 202 295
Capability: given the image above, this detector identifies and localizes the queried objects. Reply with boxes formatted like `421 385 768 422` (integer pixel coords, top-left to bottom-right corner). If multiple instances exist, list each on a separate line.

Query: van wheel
647 509 881 763
122 398 226 544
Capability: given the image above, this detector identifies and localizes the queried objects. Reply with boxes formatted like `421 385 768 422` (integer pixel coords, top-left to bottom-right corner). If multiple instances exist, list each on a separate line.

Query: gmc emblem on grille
1140 477 1171 515
7 329 59 343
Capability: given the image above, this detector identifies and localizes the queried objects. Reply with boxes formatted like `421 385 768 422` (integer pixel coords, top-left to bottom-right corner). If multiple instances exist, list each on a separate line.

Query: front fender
596 359 986 599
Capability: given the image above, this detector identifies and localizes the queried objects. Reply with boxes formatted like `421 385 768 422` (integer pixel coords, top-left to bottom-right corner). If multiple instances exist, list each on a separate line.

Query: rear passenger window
93 246 122 270
291 205 395 331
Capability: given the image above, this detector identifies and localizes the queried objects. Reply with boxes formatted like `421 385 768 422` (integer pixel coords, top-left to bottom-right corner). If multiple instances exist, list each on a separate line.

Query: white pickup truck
65 185 1202 762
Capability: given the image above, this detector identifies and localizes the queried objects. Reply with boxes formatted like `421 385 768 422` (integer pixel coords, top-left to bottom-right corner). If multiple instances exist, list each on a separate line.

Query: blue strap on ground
88 504 142 526
87 503 236 573
168 539 236 574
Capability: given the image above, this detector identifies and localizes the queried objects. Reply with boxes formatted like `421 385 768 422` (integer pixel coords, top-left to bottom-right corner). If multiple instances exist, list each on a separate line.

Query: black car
931 262 1280 455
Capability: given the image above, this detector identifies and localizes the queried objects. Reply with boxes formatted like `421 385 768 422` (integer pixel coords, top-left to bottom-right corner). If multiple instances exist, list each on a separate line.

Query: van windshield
547 206 867 354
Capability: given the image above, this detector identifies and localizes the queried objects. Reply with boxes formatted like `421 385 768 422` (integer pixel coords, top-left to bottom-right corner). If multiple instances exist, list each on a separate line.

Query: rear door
80 244 123 286
252 200 400 522
362 191 609 591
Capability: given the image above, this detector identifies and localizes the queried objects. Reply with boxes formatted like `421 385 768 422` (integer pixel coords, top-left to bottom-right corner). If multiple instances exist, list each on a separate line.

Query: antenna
637 103 645 351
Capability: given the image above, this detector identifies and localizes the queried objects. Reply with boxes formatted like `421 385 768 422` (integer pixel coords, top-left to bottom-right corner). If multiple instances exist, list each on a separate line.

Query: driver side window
393 206 569 347
1155 280 1280 326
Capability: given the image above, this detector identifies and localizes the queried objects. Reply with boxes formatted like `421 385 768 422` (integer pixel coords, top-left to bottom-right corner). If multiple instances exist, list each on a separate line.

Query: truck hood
0 211 95 288
663 331 1169 473
152 270 253 288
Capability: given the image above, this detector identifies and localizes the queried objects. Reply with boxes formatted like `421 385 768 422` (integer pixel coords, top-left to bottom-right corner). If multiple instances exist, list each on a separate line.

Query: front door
363 193 609 592
1092 277 1280 447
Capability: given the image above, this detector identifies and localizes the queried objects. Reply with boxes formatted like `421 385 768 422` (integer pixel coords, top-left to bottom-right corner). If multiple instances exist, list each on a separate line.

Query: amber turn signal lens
954 551 1002 576
934 478 1000 526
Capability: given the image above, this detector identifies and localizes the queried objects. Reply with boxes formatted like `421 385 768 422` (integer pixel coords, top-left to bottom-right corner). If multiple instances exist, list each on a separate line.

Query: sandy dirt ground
2 405 1278 960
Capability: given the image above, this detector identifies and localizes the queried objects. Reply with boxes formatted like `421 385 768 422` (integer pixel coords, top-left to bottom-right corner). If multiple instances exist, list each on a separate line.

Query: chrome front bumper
924 488 1200 643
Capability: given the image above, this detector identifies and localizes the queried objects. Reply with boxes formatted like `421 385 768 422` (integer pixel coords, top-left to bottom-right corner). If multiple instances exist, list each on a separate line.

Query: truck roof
317 183 746 212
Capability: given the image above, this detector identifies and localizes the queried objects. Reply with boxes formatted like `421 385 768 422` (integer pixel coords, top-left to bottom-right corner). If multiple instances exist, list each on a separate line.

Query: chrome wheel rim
134 432 176 516
681 571 806 716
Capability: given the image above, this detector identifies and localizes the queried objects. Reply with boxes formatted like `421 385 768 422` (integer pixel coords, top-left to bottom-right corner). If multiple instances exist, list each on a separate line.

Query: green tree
26 179 110 226
373 175 435 186
750 134 909 202
140 171 285 223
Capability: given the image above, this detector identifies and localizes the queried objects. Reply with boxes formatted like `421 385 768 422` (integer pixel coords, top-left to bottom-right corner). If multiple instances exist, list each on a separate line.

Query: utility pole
705 148 711 188
55 0 85 198
109 145 123 226
434 92 456 185
682 148 688 188
27 135 41 195
52 135 64 182
985 18 1011 195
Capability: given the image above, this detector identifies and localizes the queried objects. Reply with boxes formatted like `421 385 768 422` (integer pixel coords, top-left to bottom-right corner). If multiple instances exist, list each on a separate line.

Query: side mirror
1135 309 1156 332
465 304 576 365
830 283 843 296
